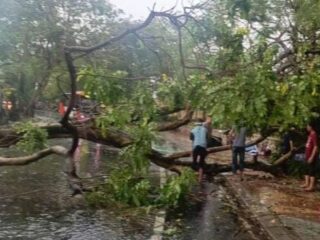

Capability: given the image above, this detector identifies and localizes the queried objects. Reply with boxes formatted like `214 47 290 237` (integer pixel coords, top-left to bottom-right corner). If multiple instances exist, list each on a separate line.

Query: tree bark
0 146 68 166
156 109 193 131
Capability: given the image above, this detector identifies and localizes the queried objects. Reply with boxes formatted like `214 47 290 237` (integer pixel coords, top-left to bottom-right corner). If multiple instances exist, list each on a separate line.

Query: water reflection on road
164 180 264 240
0 140 154 240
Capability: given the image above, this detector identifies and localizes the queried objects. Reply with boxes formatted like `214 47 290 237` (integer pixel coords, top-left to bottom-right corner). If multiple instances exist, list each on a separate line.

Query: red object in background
58 102 65 116
75 109 82 120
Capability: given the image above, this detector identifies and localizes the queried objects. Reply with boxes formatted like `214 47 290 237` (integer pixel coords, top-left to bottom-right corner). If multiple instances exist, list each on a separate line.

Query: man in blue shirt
190 120 208 182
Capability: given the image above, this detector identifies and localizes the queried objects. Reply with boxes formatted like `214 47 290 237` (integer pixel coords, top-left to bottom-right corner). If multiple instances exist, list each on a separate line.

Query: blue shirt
191 125 208 149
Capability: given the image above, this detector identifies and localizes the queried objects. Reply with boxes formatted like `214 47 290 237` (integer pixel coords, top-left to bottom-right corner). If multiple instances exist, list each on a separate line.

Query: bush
86 168 197 209
14 121 48 152
157 168 197 207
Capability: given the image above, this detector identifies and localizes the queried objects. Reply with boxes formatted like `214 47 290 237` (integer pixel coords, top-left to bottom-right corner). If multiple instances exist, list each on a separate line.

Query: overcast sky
108 0 201 19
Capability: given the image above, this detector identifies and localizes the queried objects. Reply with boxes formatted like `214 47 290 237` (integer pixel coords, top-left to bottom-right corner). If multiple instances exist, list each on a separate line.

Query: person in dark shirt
281 129 294 155
301 122 318 191
280 128 295 174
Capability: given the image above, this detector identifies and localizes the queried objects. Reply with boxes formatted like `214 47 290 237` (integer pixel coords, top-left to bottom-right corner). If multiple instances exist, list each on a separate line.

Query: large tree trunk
0 122 279 173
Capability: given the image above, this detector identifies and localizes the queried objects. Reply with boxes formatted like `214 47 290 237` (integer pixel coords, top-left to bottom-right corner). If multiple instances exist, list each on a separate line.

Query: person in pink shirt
301 122 319 192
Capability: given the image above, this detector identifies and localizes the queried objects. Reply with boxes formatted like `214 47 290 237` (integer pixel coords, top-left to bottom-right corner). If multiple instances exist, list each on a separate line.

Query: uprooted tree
1 0 320 206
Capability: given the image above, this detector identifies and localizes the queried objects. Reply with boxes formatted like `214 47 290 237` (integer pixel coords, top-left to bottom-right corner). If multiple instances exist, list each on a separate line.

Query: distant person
301 122 318 192
229 125 247 180
245 144 259 163
190 119 208 182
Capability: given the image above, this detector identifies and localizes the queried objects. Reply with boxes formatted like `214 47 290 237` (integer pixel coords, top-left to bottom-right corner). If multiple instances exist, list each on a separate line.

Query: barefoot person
229 124 247 180
301 122 318 191
190 119 208 182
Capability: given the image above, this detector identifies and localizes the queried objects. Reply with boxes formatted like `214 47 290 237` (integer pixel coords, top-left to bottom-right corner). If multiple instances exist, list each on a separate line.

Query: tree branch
61 51 79 157
65 11 186 55
162 132 274 161
156 109 193 131
0 146 68 166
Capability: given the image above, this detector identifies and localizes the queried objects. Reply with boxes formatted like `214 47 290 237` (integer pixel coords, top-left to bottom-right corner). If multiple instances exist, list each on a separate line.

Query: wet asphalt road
164 179 268 240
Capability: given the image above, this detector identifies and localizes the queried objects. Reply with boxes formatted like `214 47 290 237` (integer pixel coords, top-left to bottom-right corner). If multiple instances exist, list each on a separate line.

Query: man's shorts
192 146 207 169
306 159 317 177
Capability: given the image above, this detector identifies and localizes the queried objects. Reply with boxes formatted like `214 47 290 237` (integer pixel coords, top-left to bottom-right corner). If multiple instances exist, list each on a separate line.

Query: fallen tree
1 0 318 201
0 119 279 174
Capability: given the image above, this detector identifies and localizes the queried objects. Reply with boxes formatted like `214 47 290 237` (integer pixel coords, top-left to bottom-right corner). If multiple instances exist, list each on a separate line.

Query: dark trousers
280 150 290 174
232 146 245 173
306 158 317 177
192 146 207 170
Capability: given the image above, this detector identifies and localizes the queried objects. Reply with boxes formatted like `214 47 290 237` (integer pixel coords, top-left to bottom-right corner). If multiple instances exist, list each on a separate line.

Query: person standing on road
229 125 247 181
190 119 208 182
301 122 318 192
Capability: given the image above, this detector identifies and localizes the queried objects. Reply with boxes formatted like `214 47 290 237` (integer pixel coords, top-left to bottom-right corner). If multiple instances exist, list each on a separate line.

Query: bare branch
78 72 152 81
61 52 79 157
177 27 188 81
0 146 68 166
65 11 185 55
274 49 294 65
156 109 193 131
134 33 163 71
276 61 295 75
305 49 320 55
56 74 69 99
184 64 213 73
0 123 134 149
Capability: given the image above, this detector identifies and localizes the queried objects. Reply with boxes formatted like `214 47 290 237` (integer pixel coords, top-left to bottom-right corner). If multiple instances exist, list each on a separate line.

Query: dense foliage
86 168 196 208
14 121 48 152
